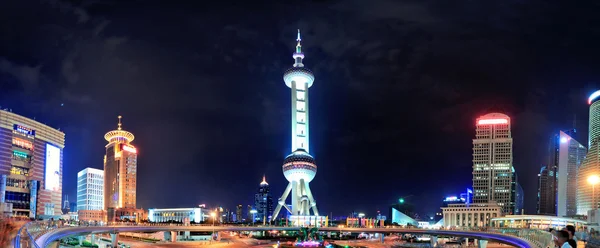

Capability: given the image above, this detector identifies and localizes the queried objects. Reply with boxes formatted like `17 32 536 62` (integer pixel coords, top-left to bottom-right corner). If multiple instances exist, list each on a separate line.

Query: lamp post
250 209 258 226
589 175 600 209
210 212 216 243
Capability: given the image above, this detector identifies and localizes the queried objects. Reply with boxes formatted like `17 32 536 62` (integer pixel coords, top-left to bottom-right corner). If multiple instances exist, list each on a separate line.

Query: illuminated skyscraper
588 90 600 147
76 167 104 211
272 30 325 226
577 91 600 215
254 175 273 222
0 109 65 218
103 116 138 221
472 113 515 214
551 130 587 217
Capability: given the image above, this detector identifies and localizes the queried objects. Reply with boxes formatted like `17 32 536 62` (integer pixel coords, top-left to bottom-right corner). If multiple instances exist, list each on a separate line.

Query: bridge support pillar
110 233 119 248
464 238 469 247
478 239 488 248
380 233 385 243
91 234 96 246
170 231 177 242
78 236 83 245
430 236 438 247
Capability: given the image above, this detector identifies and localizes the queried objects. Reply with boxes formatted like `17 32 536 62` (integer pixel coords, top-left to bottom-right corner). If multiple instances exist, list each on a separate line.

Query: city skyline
1 0 600 216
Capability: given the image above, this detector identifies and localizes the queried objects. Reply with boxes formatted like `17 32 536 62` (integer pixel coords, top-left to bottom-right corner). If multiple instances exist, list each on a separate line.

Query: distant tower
254 175 273 222
272 30 322 225
62 195 70 214
103 116 138 221
472 113 515 214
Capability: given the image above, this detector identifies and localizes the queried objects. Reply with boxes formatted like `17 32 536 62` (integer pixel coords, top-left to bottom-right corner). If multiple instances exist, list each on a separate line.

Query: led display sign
44 144 61 190
477 119 508 125
121 144 137 154
13 124 35 136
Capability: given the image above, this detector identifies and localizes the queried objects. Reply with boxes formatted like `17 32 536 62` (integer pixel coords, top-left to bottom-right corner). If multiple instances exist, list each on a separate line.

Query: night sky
1 0 600 217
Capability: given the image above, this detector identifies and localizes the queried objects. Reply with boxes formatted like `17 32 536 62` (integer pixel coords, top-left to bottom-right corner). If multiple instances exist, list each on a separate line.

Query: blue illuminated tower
272 30 322 225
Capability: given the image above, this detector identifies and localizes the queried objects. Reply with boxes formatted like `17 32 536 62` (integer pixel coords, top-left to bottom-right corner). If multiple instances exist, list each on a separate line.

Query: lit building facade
76 167 104 211
472 113 515 214
272 30 325 227
0 109 65 218
578 91 600 215
491 215 587 230
588 90 600 147
254 175 273 223
551 130 586 217
441 202 502 227
103 116 138 222
78 210 106 222
148 208 208 223
537 165 556 215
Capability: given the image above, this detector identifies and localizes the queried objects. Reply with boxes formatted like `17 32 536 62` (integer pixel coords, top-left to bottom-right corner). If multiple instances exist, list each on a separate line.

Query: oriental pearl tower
272 30 323 225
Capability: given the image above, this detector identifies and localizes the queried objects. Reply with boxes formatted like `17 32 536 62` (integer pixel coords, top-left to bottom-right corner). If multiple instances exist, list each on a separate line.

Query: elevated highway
24 225 546 248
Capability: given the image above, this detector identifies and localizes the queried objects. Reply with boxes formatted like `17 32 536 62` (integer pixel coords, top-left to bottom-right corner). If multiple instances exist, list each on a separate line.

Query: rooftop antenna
118 115 122 130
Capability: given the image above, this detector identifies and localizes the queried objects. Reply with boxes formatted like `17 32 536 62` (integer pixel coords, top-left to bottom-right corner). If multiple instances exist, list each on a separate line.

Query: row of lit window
12 137 33 150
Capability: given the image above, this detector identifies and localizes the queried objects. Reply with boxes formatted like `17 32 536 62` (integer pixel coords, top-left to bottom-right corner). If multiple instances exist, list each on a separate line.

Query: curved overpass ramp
35 225 536 248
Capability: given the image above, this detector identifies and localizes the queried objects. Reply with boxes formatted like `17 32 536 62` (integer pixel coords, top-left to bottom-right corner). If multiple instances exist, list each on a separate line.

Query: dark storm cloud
1 0 600 215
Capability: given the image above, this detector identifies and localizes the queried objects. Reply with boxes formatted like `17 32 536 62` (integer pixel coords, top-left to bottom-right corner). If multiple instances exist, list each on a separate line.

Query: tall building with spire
103 116 138 221
272 30 325 226
254 175 273 223
62 195 70 214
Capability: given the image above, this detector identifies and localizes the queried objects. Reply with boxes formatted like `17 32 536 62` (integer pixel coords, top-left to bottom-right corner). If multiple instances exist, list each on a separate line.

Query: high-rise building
577 92 600 215
247 205 253 222
103 116 138 221
472 113 515 214
550 130 587 217
272 30 325 226
0 109 65 218
537 165 556 215
513 173 524 214
62 195 70 214
76 168 104 211
69 202 76 212
254 175 273 223
236 204 242 222
588 90 600 147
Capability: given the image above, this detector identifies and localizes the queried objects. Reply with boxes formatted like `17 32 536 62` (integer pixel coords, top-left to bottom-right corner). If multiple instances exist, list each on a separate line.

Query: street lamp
250 209 258 226
210 212 216 242
589 175 600 209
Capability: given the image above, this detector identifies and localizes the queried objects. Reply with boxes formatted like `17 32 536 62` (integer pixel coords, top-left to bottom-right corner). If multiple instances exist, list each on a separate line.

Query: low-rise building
148 208 209 223
78 210 106 223
491 215 587 230
441 201 502 227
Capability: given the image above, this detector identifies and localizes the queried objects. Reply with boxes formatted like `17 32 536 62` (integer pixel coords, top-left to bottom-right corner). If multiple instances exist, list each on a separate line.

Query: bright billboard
45 144 61 190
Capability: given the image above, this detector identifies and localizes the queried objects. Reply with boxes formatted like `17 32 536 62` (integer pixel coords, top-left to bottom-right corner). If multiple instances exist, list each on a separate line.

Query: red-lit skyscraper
103 116 138 221
472 113 516 214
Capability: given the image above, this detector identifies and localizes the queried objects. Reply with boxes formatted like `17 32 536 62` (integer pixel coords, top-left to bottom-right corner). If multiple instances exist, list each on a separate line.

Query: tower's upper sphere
104 115 135 143
282 149 317 182
284 67 314 88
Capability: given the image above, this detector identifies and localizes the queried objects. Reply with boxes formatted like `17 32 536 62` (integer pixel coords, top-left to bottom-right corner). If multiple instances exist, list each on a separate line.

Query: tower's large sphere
283 67 315 88
282 149 317 182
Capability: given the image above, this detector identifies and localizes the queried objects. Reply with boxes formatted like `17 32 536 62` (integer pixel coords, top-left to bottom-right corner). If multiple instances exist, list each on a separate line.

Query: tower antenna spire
296 29 302 53
118 115 122 130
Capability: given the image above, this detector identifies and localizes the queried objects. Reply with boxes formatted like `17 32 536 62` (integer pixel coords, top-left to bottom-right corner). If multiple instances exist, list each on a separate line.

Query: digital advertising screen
45 144 61 190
